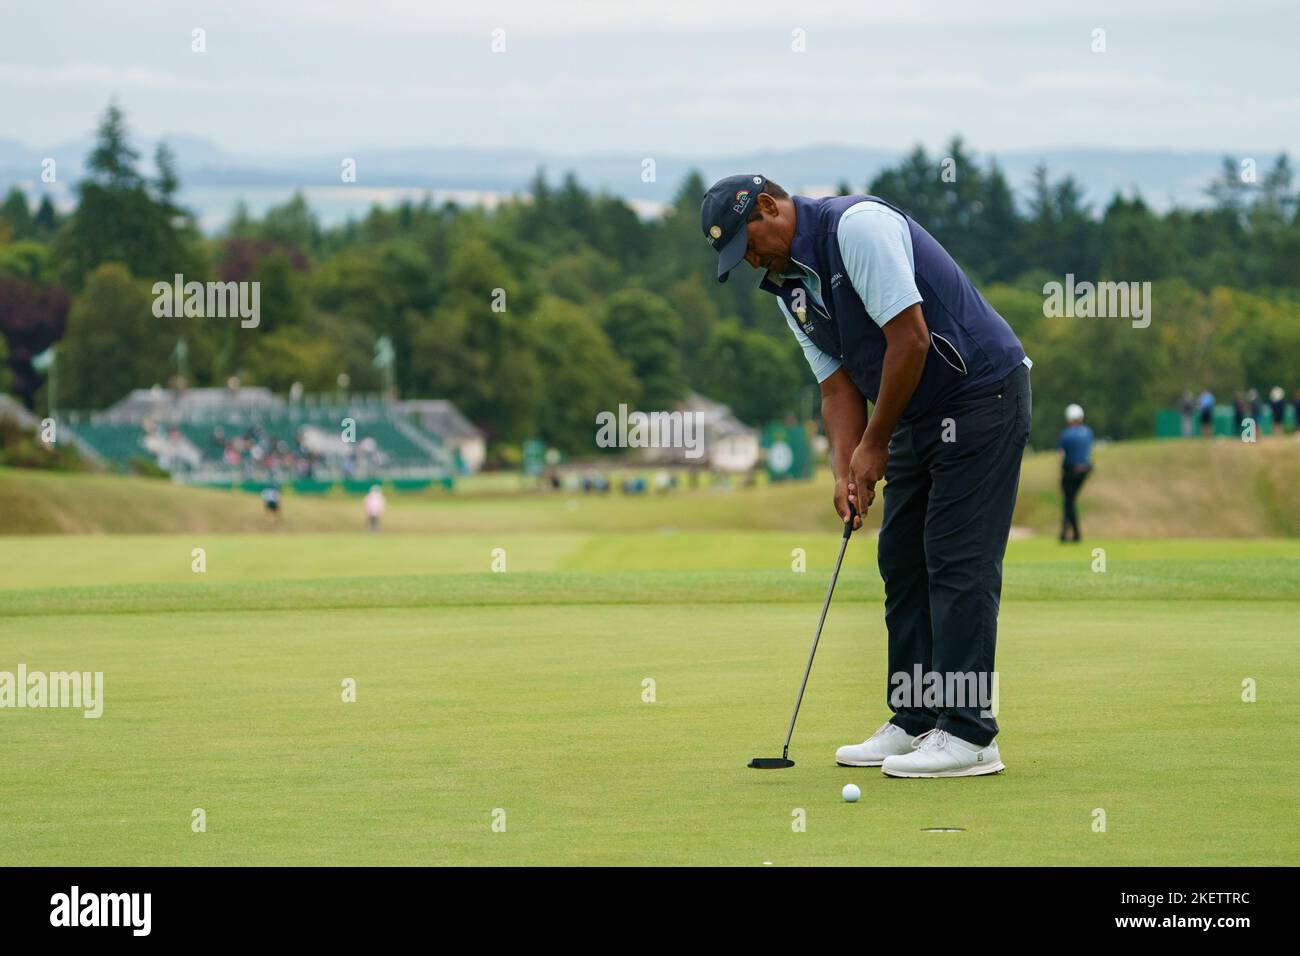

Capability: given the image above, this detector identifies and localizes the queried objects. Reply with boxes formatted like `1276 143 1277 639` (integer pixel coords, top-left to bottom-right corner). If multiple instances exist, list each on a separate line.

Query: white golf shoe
835 722 918 767
880 728 1005 778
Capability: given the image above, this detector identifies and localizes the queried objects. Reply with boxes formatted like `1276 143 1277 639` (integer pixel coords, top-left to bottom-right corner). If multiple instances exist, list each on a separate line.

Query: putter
749 502 858 769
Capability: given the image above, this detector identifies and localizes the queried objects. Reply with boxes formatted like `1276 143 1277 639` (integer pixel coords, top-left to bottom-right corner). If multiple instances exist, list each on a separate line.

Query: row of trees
2 104 1299 454
862 142 1300 291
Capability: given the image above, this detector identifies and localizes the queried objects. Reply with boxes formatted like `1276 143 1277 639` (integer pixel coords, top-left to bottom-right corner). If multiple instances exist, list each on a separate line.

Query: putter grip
843 502 858 539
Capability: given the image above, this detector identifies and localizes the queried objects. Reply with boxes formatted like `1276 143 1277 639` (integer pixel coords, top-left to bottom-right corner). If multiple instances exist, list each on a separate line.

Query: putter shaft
782 526 853 757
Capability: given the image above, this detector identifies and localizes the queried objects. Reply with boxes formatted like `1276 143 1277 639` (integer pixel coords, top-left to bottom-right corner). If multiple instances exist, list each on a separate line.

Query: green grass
0 532 1295 865
5 435 1300 538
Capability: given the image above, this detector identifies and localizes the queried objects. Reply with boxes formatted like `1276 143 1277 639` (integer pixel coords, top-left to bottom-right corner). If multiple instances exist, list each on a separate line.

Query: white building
640 392 760 473
399 399 486 474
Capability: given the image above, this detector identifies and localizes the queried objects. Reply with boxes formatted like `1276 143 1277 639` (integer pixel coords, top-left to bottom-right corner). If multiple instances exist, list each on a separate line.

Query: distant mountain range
0 134 1267 229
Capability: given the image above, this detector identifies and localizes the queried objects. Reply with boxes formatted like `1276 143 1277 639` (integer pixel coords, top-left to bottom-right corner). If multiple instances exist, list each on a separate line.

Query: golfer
701 176 1031 777
1058 404 1094 542
364 484 386 533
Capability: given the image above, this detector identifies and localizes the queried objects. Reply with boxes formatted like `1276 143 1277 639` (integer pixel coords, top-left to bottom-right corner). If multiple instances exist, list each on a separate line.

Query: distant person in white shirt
364 485 386 533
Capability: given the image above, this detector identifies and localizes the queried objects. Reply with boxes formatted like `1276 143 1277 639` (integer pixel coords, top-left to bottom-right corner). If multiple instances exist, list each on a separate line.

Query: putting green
0 533 1295 865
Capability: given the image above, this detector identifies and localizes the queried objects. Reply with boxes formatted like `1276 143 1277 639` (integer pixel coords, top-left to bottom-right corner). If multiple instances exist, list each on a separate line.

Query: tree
602 288 686 409
970 160 1025 281
53 103 195 289
1205 156 1251 228
0 242 53 283
251 250 307 336
260 193 321 254
1020 165 1101 279
1100 194 1175 280
555 172 594 237
530 297 638 453
218 238 309 283
86 102 141 190
546 247 622 304
33 196 59 237
696 321 802 424
310 239 434 393
0 275 70 407
407 237 540 441
57 264 167 409
589 194 649 268
1245 154 1300 287
867 139 1025 281
244 324 347 393
871 147 949 221
225 201 258 239
0 188 33 240
153 142 181 214
647 171 719 296
664 276 722 383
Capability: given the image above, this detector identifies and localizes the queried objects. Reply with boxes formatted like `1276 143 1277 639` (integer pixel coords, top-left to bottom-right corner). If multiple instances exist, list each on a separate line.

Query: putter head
749 757 795 769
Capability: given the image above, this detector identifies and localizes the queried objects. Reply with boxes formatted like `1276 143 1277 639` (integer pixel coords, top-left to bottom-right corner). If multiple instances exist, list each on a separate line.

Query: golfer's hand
848 438 888 513
834 478 862 530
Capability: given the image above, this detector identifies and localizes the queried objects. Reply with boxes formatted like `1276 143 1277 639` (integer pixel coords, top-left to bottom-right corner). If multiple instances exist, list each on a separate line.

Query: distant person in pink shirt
364 485 386 533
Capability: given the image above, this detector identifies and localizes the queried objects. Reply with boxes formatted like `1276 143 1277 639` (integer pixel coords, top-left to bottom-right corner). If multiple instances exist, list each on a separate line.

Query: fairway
1 531 1295 866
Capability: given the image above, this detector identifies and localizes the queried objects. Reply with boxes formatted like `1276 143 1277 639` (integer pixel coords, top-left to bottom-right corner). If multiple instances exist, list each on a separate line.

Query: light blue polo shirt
776 201 922 383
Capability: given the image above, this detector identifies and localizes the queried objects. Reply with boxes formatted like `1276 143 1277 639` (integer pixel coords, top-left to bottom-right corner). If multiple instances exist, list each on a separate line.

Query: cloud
0 1 1294 155
0 62 190 92
1023 70 1184 96
192 0 1254 35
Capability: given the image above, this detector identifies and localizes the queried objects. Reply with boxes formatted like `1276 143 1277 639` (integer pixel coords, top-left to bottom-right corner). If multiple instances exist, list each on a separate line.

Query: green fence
1156 405 1293 438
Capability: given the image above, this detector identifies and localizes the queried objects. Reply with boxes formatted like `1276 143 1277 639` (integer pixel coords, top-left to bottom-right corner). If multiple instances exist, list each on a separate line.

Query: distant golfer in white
365 485 386 533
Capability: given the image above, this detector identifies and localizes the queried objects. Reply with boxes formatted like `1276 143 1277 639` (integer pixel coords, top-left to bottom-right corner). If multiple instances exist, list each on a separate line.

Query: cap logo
709 225 722 239
732 189 750 212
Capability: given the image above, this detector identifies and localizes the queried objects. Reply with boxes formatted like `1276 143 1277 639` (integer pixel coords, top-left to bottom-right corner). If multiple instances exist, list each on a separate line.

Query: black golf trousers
877 363 1031 746
1061 464 1091 541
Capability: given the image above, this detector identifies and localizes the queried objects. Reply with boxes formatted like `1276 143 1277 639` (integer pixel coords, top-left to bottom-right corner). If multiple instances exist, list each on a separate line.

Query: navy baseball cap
700 174 767 283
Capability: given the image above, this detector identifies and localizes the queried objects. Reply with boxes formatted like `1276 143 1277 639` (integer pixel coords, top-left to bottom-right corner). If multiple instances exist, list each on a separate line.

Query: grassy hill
2 437 1298 537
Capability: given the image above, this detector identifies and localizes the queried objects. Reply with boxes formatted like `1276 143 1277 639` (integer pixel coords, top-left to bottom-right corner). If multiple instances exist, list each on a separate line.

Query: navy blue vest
759 195 1026 420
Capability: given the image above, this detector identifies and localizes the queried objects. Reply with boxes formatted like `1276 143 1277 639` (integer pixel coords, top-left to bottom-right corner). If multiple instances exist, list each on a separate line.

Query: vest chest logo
831 272 843 289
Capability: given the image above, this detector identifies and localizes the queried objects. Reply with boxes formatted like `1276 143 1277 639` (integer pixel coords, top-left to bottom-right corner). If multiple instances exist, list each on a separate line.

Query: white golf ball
842 783 861 803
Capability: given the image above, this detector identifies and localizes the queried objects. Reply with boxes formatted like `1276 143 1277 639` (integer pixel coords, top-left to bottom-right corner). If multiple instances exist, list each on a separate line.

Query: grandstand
61 386 476 493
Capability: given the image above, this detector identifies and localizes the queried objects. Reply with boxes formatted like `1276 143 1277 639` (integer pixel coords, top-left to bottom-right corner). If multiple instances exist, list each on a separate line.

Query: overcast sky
1 0 1294 159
